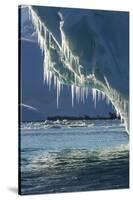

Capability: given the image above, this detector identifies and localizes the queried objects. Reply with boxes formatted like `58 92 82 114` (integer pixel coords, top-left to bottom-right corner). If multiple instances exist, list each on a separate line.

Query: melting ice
28 6 129 132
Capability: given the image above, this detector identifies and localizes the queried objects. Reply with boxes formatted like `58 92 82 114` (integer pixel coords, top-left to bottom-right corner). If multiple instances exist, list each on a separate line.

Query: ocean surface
19 119 129 195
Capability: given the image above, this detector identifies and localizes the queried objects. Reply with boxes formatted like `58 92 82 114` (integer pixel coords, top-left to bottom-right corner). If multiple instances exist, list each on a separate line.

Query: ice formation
28 6 129 133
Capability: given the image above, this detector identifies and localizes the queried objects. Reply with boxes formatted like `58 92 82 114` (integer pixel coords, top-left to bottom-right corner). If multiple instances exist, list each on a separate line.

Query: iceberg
28 6 129 132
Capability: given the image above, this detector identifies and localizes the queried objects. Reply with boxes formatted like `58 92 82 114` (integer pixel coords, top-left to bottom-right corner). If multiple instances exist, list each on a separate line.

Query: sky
19 6 115 122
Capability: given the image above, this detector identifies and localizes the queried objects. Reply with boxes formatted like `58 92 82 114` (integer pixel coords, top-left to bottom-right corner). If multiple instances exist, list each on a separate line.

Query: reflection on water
20 119 129 195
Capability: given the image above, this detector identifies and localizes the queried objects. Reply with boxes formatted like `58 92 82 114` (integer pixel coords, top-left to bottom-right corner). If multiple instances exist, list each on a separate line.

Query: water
19 119 129 195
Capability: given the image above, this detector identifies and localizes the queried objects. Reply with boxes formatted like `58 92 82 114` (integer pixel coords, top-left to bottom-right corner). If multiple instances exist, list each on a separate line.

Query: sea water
20 119 129 195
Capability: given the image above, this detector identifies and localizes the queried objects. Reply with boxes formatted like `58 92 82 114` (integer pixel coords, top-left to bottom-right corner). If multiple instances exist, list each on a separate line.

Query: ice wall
28 6 129 133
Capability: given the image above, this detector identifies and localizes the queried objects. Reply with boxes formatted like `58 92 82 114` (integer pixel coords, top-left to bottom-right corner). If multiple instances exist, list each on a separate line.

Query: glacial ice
28 6 129 133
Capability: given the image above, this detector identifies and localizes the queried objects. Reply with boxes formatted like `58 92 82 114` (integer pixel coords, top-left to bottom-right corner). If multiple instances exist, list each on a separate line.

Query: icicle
75 86 80 104
28 6 31 21
104 76 110 89
53 75 56 89
85 88 88 100
71 85 74 107
101 91 105 101
106 95 110 105
56 78 61 109
48 71 52 91
123 100 127 113
49 33 51 48
92 89 97 108
97 90 101 102
81 87 85 104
